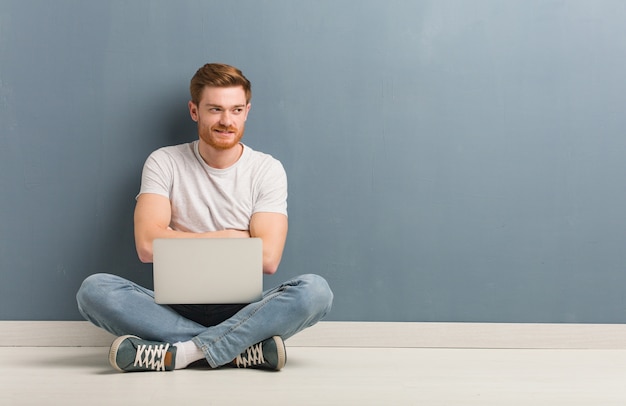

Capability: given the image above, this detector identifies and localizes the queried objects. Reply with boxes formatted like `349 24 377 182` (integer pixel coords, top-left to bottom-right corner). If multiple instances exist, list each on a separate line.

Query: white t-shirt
138 141 287 233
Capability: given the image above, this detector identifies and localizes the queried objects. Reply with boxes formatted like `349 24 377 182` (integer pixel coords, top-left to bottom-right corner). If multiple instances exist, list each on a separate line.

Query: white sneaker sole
109 335 139 372
273 336 286 371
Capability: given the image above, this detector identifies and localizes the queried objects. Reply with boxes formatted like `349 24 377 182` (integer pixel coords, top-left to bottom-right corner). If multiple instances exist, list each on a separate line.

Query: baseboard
2 321 626 348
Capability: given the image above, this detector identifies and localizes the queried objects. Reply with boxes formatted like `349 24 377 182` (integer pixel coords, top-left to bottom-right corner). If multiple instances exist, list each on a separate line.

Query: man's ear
188 100 198 122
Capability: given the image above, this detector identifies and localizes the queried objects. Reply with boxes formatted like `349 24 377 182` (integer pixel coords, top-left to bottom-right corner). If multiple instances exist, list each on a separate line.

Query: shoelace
235 343 265 368
133 343 171 371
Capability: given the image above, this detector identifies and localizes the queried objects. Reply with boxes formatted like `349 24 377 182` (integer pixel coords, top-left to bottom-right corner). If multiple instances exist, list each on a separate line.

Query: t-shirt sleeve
136 150 173 200
253 160 288 216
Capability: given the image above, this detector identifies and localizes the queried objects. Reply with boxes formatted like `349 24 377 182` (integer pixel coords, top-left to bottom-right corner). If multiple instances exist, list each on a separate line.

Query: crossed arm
134 193 288 274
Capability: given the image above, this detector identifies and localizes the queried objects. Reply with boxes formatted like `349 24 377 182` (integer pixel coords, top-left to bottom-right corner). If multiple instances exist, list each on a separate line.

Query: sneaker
233 336 286 371
109 335 176 372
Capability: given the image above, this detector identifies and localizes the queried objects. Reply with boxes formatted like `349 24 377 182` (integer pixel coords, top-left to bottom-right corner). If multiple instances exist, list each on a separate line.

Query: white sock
173 340 205 369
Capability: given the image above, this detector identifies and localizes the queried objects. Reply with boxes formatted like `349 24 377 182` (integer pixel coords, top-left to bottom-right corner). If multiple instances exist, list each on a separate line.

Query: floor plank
3 346 626 405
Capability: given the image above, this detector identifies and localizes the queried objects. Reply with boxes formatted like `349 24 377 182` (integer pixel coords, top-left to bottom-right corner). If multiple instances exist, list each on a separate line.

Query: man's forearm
135 227 250 263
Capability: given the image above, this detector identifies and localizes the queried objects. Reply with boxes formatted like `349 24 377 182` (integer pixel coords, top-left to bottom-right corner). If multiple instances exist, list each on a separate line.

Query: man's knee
299 274 334 318
76 273 120 313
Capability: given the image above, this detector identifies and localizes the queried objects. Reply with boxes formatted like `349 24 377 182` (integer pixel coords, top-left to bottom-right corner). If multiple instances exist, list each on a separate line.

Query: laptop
152 238 263 305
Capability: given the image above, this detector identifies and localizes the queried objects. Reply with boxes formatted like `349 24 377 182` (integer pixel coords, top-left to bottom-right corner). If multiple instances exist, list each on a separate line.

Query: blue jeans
76 273 333 368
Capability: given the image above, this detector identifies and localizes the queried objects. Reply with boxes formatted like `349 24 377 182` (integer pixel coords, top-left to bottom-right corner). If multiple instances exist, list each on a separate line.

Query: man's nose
219 111 232 126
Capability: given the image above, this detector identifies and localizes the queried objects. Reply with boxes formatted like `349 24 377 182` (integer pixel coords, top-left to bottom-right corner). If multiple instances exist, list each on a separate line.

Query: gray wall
2 1 626 322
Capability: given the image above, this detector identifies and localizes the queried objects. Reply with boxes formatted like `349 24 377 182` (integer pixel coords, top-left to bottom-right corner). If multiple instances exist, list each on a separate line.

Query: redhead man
76 63 333 372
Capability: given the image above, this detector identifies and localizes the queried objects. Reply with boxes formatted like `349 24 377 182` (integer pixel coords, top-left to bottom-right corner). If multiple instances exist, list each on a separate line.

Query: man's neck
198 142 243 169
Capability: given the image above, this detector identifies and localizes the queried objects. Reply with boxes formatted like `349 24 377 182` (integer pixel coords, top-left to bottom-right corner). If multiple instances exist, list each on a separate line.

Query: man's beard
200 124 244 150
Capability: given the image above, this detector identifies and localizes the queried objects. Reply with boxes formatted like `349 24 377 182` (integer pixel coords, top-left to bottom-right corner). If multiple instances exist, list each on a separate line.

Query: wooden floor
3 345 626 405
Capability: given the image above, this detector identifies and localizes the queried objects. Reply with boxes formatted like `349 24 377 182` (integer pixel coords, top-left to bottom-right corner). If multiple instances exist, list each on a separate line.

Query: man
76 63 333 372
